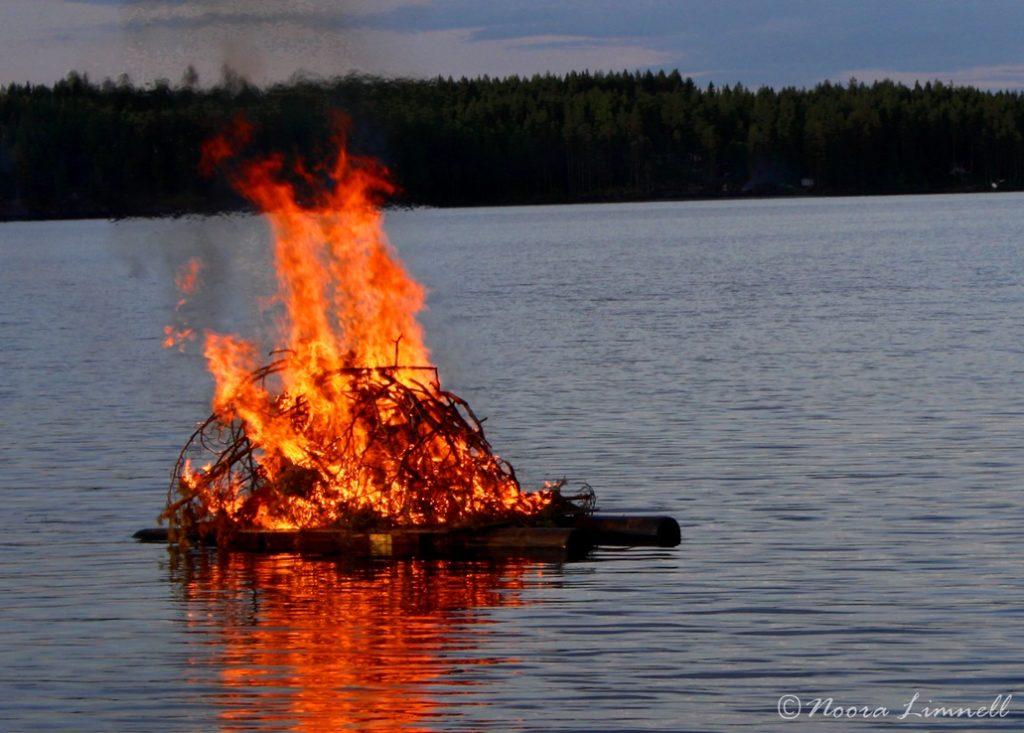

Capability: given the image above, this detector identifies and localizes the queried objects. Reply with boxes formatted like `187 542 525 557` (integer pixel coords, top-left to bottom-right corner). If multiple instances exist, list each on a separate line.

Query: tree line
2 69 1023 219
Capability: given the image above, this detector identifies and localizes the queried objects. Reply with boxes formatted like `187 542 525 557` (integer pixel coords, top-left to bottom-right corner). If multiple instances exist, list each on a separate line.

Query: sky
6 0 1024 90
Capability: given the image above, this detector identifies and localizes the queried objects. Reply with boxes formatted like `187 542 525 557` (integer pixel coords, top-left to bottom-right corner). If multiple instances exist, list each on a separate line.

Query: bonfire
161 121 591 546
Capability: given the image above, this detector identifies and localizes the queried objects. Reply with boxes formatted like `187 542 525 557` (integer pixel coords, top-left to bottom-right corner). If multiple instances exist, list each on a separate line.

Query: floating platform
133 515 680 561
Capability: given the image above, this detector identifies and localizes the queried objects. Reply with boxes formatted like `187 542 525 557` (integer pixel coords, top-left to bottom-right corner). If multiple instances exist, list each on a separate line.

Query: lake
3 194 1024 731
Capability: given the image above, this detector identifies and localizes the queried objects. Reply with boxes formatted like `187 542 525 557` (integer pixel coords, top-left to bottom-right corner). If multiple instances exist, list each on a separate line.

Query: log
573 515 681 547
464 527 591 559
133 525 592 560
133 527 172 543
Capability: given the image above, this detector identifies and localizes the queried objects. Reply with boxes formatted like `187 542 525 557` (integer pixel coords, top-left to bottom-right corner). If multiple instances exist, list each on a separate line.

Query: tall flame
167 121 552 533
200 118 428 398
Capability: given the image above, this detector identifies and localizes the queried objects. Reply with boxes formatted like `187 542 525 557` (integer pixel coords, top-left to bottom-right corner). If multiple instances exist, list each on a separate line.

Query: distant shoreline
4 72 1024 224
1 185 1018 224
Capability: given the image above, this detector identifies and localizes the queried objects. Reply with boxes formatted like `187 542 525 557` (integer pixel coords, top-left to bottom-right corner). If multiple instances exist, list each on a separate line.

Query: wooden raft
133 515 680 561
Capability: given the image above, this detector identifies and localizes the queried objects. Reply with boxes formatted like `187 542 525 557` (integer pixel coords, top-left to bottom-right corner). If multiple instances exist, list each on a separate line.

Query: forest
2 69 1024 219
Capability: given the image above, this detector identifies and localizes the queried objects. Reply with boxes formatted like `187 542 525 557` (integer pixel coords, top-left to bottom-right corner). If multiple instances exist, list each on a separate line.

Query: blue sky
6 0 1024 89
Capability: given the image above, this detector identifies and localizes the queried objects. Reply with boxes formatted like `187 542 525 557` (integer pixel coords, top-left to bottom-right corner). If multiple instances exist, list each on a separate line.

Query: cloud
0 0 674 85
110 0 428 32
8 1 1024 89
413 30 676 76
842 65 1024 91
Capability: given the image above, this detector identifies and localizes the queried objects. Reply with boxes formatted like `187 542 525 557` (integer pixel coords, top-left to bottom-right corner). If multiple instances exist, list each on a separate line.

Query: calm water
3 194 1024 731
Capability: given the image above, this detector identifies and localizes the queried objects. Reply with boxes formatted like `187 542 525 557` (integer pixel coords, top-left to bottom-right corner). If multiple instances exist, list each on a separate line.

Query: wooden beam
133 525 593 560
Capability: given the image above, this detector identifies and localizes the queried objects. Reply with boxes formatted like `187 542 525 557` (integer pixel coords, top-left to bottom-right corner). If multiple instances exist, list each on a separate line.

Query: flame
168 123 552 533
173 553 543 732
163 257 204 350
161 325 196 350
174 257 203 300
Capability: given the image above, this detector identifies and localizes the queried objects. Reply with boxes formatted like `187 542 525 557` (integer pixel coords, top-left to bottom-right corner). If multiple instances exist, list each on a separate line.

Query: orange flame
174 257 203 299
161 325 196 350
173 123 551 531
163 257 204 350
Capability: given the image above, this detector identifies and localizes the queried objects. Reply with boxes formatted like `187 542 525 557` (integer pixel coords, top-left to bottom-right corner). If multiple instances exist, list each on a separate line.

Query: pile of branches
163 360 594 544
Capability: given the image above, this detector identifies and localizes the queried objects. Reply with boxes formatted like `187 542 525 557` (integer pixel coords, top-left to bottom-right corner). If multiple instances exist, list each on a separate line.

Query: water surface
3 194 1024 731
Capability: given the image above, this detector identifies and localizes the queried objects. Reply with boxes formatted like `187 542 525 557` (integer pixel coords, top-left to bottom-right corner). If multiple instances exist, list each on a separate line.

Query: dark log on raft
133 525 593 561
467 527 593 557
572 515 681 547
134 527 173 543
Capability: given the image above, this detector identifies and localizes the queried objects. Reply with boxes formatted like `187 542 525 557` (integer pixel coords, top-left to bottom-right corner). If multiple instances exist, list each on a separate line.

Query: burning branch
163 359 589 544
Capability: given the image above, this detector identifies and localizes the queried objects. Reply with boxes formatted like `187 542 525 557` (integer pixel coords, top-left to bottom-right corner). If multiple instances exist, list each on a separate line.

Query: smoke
113 0 377 87
107 215 280 355
219 35 265 86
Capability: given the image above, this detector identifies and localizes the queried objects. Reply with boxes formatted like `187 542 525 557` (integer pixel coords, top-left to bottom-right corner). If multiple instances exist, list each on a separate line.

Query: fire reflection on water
168 552 552 732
